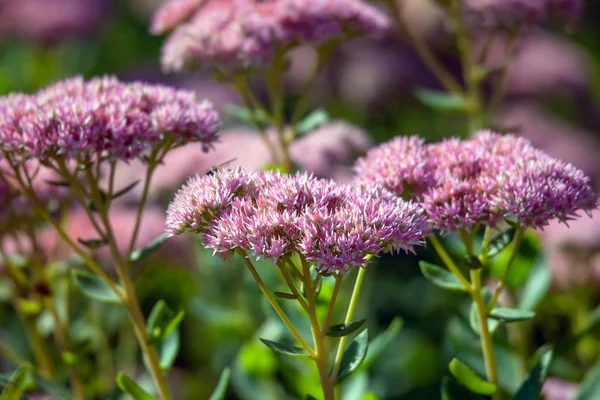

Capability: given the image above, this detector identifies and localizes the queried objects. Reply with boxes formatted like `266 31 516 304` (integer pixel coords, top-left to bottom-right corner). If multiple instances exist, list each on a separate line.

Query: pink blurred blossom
542 377 579 400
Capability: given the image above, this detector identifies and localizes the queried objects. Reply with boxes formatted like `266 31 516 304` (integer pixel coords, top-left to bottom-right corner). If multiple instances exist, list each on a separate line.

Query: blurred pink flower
0 0 110 44
542 377 579 400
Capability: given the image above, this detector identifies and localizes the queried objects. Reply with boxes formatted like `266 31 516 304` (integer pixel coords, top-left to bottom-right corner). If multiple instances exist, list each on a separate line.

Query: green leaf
489 308 535 323
71 270 122 304
449 358 497 396
112 180 140 200
488 228 516 258
295 108 330 135
77 237 108 249
336 329 369 383
129 233 172 263
146 299 185 345
464 255 482 270
419 261 466 292
259 338 311 359
44 180 70 188
326 319 366 337
208 368 231 400
116 372 156 400
518 258 551 311
273 291 298 300
415 89 467 112
306 396 318 400
362 318 403 369
512 350 553 400
157 327 180 371
574 359 600 400
469 289 500 335
226 105 270 127
442 376 486 400
0 366 30 400
88 190 109 212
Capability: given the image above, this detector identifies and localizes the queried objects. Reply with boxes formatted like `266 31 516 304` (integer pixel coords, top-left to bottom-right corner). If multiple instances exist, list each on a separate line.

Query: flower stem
19 308 55 380
470 269 500 400
487 228 524 312
429 236 472 292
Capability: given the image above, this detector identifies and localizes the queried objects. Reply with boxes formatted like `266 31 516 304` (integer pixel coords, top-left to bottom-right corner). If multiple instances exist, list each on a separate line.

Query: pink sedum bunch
355 131 596 232
152 0 390 71
166 167 428 273
0 76 220 164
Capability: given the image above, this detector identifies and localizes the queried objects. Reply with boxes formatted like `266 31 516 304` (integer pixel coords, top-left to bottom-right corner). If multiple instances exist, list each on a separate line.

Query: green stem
276 260 309 312
478 226 493 267
19 308 55 380
127 161 157 256
429 236 472 292
323 275 344 335
470 269 500 399
487 28 523 117
487 228 524 312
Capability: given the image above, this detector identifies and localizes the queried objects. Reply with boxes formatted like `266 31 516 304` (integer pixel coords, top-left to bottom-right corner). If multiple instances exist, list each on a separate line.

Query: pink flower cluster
0 76 220 164
166 167 428 273
464 0 582 31
152 0 390 71
354 131 597 232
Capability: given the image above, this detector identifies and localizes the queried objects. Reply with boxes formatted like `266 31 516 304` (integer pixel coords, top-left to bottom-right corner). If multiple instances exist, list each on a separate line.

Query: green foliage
71 270 123 304
77 237 108 249
469 289 500 335
448 358 496 395
295 108 330 135
489 230 540 289
208 368 231 400
273 291 299 300
414 89 467 112
419 261 467 292
116 372 156 400
156 328 180 371
336 329 370 383
362 318 403 369
326 319 366 338
487 228 517 258
129 234 172 263
259 338 311 359
441 376 486 400
574 359 600 400
146 299 185 345
0 366 30 400
489 308 536 323
512 350 553 400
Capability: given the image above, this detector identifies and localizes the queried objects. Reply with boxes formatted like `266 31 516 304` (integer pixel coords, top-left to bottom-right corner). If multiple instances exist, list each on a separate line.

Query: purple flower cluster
354 131 597 232
0 76 220 164
152 0 390 72
464 0 582 31
166 167 428 273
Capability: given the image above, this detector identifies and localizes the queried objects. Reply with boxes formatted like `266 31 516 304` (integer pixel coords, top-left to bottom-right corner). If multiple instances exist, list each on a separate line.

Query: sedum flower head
166 168 428 273
153 0 390 72
0 76 220 164
354 130 596 232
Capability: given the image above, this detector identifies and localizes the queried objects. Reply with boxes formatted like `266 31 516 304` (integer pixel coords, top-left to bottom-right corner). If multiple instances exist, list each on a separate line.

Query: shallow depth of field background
1 1 600 399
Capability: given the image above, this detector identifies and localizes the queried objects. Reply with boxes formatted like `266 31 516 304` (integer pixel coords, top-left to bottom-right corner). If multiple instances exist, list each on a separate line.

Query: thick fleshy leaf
512 350 553 400
259 338 310 359
362 318 403 369
469 289 500 335
574 359 600 400
415 89 467 111
0 366 29 400
129 233 171 263
157 328 179 371
295 108 330 135
488 228 516 258
419 261 466 292
336 329 369 383
449 358 497 395
489 308 535 323
273 291 298 300
71 270 122 304
326 319 366 338
77 237 108 249
208 368 231 400
442 376 486 400
116 372 156 400
146 299 185 345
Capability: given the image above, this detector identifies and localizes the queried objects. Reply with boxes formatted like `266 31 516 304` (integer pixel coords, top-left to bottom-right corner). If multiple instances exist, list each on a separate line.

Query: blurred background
1 0 600 399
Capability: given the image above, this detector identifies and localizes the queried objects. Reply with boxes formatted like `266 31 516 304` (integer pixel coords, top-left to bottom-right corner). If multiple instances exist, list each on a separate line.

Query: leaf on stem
442 376 486 400
71 270 123 304
464 255 482 270
469 288 500 335
449 358 497 395
273 291 298 300
259 338 311 359
295 108 330 135
512 349 553 400
112 180 140 200
128 233 172 263
326 319 366 338
44 179 71 188
489 308 535 323
226 105 270 127
157 328 180 371
336 329 369 383
77 237 108 249
419 261 467 292
208 368 231 400
362 318 403 369
146 299 185 345
487 228 516 258
414 89 467 112
0 365 30 400
116 372 157 400
88 190 109 212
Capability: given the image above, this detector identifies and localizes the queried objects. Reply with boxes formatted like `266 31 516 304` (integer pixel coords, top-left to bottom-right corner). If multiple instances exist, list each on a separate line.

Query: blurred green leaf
419 261 467 292
112 180 140 200
442 376 486 400
489 308 535 323
0 365 30 400
490 230 540 289
518 257 551 311
449 358 496 395
487 228 516 258
77 237 108 249
129 234 171 263
574 359 600 400
273 291 298 300
116 372 156 400
17 298 43 316
464 256 483 270
259 338 310 359
326 320 366 338
362 318 403 369
71 270 122 304
156 327 179 371
208 368 231 400
226 105 271 127
556 305 600 355
336 329 369 383
469 289 500 335
146 299 185 345
512 349 553 400
295 108 330 135
415 89 467 112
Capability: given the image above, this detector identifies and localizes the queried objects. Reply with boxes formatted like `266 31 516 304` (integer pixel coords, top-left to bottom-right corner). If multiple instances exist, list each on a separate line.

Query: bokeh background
1 1 600 399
